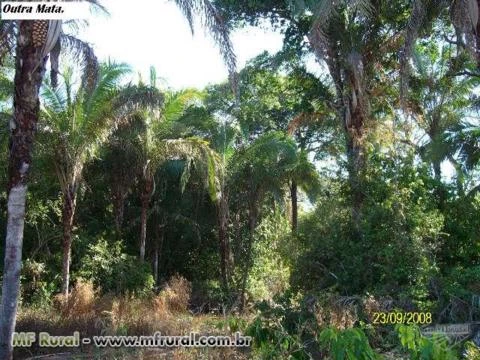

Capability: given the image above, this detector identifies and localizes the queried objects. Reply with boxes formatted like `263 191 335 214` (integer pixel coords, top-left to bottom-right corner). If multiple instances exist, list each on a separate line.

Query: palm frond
83 61 130 126
160 89 204 126
40 61 130 194
61 34 99 92
115 84 164 116
450 122 480 170
175 0 195 35
348 0 374 18
41 82 68 115
173 0 237 90
400 0 427 105
230 132 298 195
156 137 222 201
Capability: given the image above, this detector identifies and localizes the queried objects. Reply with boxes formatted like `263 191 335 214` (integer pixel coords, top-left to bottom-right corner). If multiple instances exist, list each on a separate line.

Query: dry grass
54 279 96 318
154 274 192 314
15 276 249 359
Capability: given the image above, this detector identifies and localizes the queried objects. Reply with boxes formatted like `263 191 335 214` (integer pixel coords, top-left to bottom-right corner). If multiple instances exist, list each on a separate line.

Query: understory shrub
293 155 443 303
245 212 293 302
154 274 192 314
78 238 154 295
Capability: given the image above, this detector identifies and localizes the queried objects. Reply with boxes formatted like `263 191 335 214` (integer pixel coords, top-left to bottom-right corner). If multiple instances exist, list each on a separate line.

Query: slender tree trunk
217 194 232 292
153 221 164 287
153 237 159 286
0 21 46 360
139 177 153 262
112 188 126 237
140 199 148 261
344 60 368 235
239 193 258 313
290 180 298 232
61 186 76 297
346 130 365 234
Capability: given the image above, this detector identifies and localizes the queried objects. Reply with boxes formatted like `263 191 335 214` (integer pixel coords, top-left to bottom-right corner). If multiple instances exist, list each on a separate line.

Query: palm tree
401 0 480 96
213 0 406 232
213 119 238 292
311 1 379 233
40 62 133 296
183 108 239 292
0 7 105 355
132 85 220 262
0 20 64 359
287 150 320 231
103 123 143 237
230 131 308 309
407 41 475 205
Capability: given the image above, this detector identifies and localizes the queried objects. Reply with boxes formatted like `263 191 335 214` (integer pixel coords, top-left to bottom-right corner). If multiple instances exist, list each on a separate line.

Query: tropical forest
1 0 480 359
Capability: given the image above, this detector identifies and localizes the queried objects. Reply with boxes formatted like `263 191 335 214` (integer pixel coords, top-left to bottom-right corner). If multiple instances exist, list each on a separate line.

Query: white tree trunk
0 185 27 359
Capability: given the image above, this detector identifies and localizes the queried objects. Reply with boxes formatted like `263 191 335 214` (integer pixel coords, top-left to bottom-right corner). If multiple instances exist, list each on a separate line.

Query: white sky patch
78 0 284 89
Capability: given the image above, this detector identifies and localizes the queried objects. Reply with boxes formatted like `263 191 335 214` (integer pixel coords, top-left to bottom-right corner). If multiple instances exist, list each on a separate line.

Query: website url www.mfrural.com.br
12 331 252 348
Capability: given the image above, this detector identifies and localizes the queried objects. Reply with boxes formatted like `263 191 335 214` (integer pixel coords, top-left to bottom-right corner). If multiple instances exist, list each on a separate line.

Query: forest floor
16 309 250 359
14 279 250 359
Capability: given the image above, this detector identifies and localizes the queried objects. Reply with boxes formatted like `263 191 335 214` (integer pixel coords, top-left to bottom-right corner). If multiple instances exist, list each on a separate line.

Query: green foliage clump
319 327 381 360
78 238 154 296
292 153 443 304
440 195 480 268
443 265 480 300
246 295 318 359
361 154 444 302
21 259 57 307
246 212 292 302
396 325 457 360
464 341 480 360
246 292 381 359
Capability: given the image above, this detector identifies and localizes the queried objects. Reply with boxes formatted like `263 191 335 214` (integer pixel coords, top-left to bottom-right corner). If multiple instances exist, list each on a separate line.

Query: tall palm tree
40 62 133 296
103 123 143 237
230 131 304 310
212 119 238 292
407 41 475 205
0 20 63 360
287 150 320 231
0 5 105 355
181 107 239 291
133 85 220 262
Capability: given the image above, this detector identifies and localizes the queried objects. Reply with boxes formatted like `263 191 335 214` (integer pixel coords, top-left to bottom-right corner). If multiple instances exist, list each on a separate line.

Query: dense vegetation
1 0 480 359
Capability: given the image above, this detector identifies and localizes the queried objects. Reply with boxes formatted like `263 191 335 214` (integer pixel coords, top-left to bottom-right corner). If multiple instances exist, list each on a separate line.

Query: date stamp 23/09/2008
372 312 432 325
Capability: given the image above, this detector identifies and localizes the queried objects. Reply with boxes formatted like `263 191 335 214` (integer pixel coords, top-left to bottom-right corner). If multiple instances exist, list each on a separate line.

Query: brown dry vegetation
15 276 249 360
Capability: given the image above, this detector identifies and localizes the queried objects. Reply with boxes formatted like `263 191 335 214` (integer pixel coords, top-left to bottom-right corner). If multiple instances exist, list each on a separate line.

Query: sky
78 0 285 89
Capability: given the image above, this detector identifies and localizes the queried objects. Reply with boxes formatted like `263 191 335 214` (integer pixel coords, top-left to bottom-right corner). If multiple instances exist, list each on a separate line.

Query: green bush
246 293 319 359
21 259 58 307
78 238 154 296
246 212 292 302
246 292 381 359
396 324 457 360
319 327 381 360
464 341 480 360
292 154 443 304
